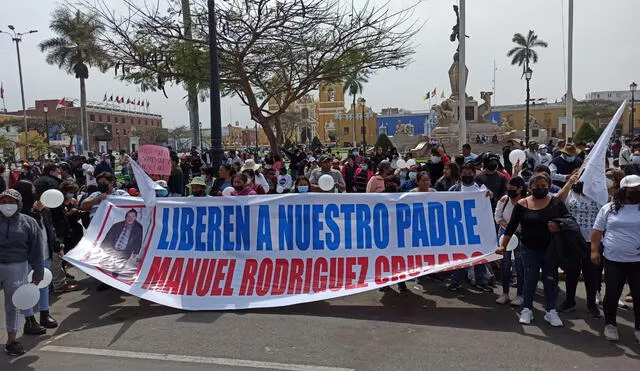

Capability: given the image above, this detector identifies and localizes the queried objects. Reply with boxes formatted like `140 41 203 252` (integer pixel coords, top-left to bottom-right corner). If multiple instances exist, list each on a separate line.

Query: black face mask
571 182 584 194
461 175 475 185
193 190 206 197
97 183 109 194
486 161 498 171
507 189 519 199
532 188 549 199
626 190 640 204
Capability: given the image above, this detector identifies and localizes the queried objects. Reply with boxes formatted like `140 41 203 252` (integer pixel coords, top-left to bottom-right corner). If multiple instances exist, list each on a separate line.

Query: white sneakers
496 294 509 304
544 310 564 327
604 325 619 341
510 296 524 306
519 308 533 325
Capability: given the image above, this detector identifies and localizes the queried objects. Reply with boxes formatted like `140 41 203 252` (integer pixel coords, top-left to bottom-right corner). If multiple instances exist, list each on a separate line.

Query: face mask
486 162 498 171
361 165 368 171
233 185 244 191
28 162 34 166
430 156 441 163
352 152 359 157
408 172 417 180
532 187 549 199
156 189 169 197
297 185 309 193
0 204 18 217
633 156 640 165
564 155 576 163
627 190 640 204
461 175 475 185
66 193 75 199
97 183 110 194
571 182 584 194
606 178 614 189
34 162 40 166
507 189 519 199
541 148 548 154
192 190 206 197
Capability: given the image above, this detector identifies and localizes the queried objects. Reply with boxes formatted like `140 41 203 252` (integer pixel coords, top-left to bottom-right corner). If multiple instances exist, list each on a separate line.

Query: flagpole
565 0 574 141
458 0 467 146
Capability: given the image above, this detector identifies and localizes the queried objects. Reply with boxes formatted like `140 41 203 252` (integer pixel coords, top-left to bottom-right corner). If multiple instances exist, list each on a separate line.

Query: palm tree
39 8 111 154
343 71 368 146
507 30 548 76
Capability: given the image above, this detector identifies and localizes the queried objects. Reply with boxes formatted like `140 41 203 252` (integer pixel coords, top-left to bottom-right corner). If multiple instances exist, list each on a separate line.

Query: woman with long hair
591 175 640 342
494 176 527 306
231 173 257 196
497 174 569 327
434 162 460 191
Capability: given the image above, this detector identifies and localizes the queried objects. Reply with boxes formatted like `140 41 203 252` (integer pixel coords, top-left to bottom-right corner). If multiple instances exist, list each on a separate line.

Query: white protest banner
65 192 500 310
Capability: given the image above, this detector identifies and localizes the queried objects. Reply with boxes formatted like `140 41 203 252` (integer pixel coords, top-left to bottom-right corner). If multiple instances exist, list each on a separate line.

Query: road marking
40 345 354 371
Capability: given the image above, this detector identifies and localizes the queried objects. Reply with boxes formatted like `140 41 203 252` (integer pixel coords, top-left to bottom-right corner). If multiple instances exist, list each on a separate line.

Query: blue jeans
521 245 557 311
451 264 489 285
23 258 50 316
498 228 524 295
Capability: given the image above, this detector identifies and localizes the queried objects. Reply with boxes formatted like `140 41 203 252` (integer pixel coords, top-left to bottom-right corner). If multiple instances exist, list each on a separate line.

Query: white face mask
431 156 441 163
0 204 18 217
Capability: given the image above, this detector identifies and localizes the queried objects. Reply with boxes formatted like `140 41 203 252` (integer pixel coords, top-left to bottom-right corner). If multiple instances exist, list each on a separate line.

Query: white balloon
396 159 407 169
28 268 53 289
12 284 40 310
499 234 520 252
40 189 64 208
222 187 235 196
318 174 335 191
276 185 284 194
508 149 526 165
406 159 417 167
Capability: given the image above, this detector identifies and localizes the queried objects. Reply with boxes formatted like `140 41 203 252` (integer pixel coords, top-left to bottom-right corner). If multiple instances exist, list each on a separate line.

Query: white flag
579 100 627 206
130 158 157 207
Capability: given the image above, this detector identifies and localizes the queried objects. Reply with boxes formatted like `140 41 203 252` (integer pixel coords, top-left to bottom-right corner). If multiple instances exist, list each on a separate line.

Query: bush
574 122 598 143
310 136 323 151
375 133 394 152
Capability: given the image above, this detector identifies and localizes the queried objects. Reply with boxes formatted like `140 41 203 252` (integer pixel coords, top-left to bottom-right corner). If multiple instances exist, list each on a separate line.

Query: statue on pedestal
477 91 493 122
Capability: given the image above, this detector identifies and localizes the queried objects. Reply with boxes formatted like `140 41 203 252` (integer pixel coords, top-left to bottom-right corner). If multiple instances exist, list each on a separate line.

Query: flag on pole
146 100 149 108
440 91 445 98
56 97 67 110
579 100 627 206
423 92 430 100
1 82 5 99
103 93 107 101
116 96 120 104
432 88 437 96
109 95 113 102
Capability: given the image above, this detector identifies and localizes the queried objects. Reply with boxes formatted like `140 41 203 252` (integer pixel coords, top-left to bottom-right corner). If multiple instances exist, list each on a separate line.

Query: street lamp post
208 0 223 177
630 82 637 136
525 67 533 144
43 104 49 145
359 97 367 150
2 26 38 159
199 121 203 150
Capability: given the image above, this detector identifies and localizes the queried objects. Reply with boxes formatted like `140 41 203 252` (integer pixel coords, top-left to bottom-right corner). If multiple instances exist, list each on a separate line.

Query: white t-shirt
277 174 292 190
593 202 640 262
460 183 486 193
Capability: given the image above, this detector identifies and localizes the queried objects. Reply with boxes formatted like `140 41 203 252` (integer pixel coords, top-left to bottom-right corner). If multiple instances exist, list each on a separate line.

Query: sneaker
447 282 461 292
604 324 619 341
4 341 25 356
496 294 510 304
558 301 577 313
519 308 534 325
595 291 602 306
544 310 564 327
588 306 602 319
511 296 524 306
476 283 493 293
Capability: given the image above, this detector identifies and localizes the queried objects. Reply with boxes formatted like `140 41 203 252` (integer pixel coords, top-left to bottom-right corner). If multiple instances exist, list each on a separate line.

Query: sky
0 0 638 130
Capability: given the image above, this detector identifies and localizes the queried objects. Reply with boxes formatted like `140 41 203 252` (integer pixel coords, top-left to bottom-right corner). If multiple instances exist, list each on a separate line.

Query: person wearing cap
0 189 44 356
309 156 346 193
188 177 210 197
538 144 553 166
549 144 583 187
591 175 640 342
18 163 36 182
552 139 566 158
331 158 341 171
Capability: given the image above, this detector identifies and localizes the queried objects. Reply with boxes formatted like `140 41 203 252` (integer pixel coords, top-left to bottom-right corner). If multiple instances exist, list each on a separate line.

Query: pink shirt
232 187 257 196
366 175 386 193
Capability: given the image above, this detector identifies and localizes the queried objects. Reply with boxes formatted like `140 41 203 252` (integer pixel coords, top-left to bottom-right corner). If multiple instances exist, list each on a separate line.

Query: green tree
78 0 420 156
343 71 368 146
310 136 323 152
0 135 16 160
18 135 50 158
573 122 598 143
39 8 111 153
507 30 548 75
574 99 620 128
375 133 394 153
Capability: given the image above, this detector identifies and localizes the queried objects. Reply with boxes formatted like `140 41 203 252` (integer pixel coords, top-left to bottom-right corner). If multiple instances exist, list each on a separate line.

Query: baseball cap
0 189 22 203
318 156 331 163
620 175 640 189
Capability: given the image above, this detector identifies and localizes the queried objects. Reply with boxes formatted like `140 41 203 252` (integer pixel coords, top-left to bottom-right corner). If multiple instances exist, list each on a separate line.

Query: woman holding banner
497 174 568 327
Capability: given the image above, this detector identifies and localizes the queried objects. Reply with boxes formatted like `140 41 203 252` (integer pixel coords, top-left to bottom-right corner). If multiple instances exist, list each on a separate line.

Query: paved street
1 269 638 371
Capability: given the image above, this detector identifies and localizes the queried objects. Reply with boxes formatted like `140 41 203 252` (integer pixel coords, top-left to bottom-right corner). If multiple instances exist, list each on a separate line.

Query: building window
107 115 110 122
121 117 125 124
89 114 95 122
99 114 103 121
130 118 134 124
138 119 141 124
145 119 148 125
343 127 349 135
123 129 127 135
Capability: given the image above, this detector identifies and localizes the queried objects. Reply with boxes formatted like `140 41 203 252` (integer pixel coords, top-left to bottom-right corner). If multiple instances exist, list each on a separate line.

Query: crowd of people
1 135 640 355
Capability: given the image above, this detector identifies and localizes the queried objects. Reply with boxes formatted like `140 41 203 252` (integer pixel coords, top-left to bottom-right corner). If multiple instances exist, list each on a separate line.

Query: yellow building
493 102 584 139
316 83 377 147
